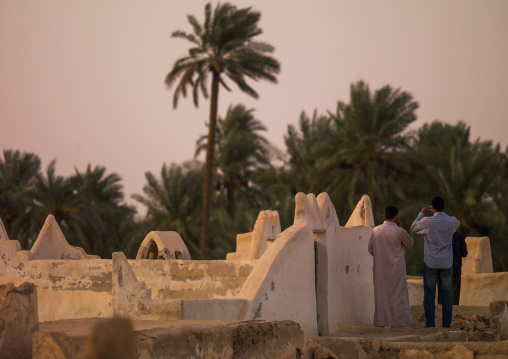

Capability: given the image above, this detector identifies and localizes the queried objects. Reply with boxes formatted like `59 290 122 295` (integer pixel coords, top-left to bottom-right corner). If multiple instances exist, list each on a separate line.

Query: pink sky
1 0 507 211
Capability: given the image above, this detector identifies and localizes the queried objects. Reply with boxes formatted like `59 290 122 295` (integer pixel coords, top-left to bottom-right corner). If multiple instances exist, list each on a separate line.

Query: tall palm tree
165 2 280 258
195 104 270 219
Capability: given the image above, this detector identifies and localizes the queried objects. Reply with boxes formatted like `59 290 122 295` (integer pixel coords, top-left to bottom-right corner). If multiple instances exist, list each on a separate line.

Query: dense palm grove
2 3 507 275
2 81 508 274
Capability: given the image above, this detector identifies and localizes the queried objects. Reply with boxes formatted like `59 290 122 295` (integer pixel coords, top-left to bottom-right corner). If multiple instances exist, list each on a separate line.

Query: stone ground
33 305 508 358
309 305 508 358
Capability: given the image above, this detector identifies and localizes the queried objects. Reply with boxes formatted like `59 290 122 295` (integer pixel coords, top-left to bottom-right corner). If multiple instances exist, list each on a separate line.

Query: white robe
368 221 414 327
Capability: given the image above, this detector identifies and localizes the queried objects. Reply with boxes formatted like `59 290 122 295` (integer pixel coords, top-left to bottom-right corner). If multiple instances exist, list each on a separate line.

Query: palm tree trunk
199 71 220 259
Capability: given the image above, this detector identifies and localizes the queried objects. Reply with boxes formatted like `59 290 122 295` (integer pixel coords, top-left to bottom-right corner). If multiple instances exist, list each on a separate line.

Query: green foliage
165 2 280 107
0 151 134 258
282 81 419 223
0 150 41 231
133 161 204 258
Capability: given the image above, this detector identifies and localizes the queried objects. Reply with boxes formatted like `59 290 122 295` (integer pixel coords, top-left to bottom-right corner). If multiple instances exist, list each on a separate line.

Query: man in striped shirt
410 197 460 328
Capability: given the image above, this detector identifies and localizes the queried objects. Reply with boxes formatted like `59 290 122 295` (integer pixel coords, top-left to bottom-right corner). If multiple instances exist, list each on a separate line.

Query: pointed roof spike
249 210 270 259
0 217 9 241
31 215 97 259
317 192 340 227
294 192 313 227
269 211 281 239
345 195 375 228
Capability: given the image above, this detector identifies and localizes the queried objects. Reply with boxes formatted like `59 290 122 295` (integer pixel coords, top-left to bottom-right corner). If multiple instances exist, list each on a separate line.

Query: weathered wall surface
333 226 374 327
460 273 508 306
112 252 182 321
316 193 374 334
238 223 318 335
0 229 113 322
462 237 493 274
129 259 254 300
0 258 112 322
301 193 375 333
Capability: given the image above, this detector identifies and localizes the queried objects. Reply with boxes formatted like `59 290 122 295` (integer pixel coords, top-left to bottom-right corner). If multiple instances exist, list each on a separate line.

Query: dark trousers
423 264 453 327
438 275 461 305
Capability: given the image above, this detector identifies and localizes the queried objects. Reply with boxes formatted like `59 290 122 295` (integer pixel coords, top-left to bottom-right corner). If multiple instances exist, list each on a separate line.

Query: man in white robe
368 205 414 327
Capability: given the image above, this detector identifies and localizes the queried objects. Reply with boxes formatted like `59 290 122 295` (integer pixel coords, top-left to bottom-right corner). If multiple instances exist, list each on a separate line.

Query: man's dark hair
432 197 445 211
384 206 398 220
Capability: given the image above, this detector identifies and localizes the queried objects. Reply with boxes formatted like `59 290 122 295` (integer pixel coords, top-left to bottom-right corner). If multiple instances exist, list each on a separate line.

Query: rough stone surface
0 282 38 358
26 303 508 358
36 318 306 359
435 344 474 359
32 332 67 359
313 346 338 359
489 301 508 340
450 311 489 331
80 318 136 359
399 348 435 359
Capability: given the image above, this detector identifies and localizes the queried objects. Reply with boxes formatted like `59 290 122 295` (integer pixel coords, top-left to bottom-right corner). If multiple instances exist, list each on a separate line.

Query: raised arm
410 211 426 234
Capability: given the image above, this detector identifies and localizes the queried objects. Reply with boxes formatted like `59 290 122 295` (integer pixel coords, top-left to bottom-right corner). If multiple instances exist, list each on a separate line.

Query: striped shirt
410 212 460 269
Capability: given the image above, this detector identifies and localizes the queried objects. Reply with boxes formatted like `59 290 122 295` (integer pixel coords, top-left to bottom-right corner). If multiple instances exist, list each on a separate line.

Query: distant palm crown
165 2 280 108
